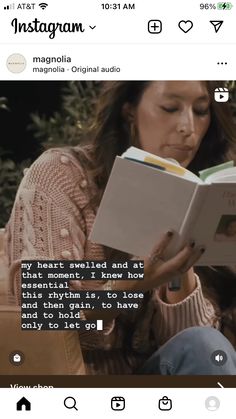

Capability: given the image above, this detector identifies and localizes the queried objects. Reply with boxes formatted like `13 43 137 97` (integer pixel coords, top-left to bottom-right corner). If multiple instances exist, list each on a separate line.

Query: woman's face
131 81 211 167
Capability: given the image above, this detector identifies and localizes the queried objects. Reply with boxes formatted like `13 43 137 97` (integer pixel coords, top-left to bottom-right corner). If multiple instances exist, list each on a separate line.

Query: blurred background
0 81 101 227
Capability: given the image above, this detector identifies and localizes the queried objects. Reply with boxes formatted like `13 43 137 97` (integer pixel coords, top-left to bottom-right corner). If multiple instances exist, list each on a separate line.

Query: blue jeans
138 327 236 375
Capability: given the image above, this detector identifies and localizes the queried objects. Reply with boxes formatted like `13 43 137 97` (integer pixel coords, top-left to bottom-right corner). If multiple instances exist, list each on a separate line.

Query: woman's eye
161 106 178 113
194 108 210 116
161 106 210 116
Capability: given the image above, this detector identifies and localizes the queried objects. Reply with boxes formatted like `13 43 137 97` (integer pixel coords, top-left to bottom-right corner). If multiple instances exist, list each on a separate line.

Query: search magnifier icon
64 396 78 411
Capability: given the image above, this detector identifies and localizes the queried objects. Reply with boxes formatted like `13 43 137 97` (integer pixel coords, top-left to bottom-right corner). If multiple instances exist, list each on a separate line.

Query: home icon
16 397 31 411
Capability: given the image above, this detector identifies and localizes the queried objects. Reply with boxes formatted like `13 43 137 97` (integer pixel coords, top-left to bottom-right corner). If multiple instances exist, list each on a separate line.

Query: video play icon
214 87 229 102
210 20 223 33
111 396 125 411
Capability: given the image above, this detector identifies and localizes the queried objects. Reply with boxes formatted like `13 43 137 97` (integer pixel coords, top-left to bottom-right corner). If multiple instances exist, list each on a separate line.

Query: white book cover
90 148 236 265
90 156 197 258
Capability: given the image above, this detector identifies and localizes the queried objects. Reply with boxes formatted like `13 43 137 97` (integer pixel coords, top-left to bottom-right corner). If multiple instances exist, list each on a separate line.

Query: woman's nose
177 111 194 135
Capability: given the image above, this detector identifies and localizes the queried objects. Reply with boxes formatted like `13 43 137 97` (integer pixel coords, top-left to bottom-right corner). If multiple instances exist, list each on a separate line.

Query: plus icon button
148 20 162 34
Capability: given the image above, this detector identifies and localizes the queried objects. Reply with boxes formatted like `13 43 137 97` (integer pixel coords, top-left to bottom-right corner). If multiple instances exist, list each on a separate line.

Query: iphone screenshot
0 0 235 417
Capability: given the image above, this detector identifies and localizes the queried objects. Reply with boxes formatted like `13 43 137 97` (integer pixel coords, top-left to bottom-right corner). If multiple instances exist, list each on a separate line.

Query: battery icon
217 2 233 9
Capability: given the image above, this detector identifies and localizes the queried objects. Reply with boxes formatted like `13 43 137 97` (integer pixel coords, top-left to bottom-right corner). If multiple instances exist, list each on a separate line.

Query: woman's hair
75 81 236 200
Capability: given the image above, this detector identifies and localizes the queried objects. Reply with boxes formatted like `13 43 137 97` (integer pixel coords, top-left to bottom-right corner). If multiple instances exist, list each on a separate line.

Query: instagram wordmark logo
11 18 86 39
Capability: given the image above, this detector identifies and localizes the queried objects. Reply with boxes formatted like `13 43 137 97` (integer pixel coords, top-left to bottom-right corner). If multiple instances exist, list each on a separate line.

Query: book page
199 160 234 182
90 156 197 257
205 167 236 183
122 146 201 182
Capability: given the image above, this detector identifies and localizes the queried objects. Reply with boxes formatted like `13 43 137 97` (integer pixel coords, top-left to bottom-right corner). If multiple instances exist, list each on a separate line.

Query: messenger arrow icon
210 20 223 33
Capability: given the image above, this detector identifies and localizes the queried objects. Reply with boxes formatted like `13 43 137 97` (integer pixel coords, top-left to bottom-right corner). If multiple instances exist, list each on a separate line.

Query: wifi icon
39 2 48 9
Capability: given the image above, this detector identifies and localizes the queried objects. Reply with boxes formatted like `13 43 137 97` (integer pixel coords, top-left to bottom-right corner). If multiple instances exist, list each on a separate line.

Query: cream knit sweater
5 148 218 374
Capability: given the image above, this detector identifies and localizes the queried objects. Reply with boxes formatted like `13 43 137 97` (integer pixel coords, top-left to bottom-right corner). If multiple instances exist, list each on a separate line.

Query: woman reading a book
6 81 236 375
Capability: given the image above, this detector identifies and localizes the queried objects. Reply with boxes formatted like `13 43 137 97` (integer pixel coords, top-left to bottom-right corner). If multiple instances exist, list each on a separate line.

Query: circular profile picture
6 53 27 73
205 396 220 411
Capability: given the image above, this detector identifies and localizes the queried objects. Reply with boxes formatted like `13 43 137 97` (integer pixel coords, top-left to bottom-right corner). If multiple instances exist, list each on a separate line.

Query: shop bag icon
158 396 172 411
13 354 21 363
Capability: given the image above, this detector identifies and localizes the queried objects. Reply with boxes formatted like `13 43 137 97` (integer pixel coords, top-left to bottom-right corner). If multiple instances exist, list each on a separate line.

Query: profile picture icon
6 53 27 73
214 215 236 242
205 396 220 411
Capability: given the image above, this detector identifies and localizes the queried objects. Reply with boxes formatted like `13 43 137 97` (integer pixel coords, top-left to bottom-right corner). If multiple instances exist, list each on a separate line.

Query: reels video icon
39 2 48 9
214 87 229 102
111 397 125 411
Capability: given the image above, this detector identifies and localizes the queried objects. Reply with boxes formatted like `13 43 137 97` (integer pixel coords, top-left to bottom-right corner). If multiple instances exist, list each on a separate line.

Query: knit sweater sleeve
6 149 87 289
152 275 220 346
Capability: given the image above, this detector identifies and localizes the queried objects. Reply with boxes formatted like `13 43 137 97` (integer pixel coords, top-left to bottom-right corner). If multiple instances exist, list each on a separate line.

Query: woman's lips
167 145 194 151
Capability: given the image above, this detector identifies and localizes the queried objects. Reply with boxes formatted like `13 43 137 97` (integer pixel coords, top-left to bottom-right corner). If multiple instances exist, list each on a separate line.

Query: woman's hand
143 231 205 291
72 231 205 321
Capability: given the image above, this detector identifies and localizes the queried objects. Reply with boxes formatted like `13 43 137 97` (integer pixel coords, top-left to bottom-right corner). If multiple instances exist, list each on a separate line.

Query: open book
90 146 236 265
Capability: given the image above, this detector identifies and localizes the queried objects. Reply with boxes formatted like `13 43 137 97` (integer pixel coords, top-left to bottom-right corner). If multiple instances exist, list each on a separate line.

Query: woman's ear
122 102 135 123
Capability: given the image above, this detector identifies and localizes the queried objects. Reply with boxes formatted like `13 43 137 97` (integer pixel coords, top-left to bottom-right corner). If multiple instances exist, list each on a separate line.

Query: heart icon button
178 20 193 33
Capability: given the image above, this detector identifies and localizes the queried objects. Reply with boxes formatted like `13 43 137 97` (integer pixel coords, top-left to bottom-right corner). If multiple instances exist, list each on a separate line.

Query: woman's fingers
178 245 205 273
146 230 174 266
145 242 205 288
149 243 194 278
